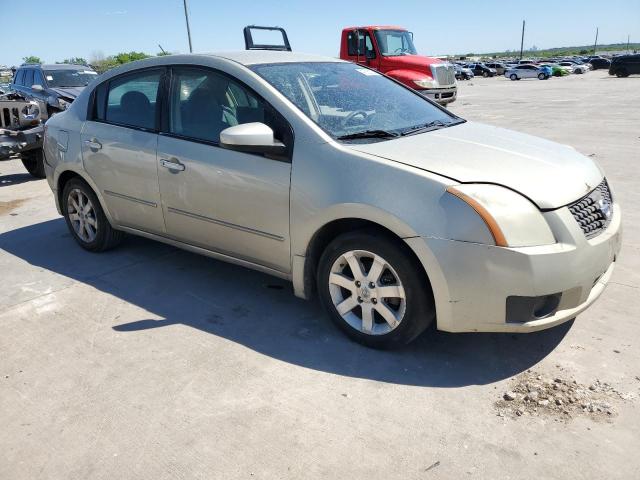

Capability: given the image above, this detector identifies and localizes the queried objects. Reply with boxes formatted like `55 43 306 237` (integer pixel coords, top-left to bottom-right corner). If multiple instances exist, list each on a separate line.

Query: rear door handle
160 158 185 172
84 138 102 150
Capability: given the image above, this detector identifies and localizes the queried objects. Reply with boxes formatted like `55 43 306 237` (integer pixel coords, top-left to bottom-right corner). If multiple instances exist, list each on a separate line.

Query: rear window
13 69 24 86
104 70 162 130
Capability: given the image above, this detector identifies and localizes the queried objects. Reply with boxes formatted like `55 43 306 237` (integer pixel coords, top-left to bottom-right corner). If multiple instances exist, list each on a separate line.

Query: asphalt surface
1 70 639 479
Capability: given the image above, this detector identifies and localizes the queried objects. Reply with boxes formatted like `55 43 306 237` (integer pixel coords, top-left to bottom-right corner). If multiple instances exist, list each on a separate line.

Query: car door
156 66 292 273
81 68 166 235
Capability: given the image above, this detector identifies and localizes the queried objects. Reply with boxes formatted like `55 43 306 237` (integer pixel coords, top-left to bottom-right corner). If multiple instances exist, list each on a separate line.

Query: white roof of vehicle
210 50 344 66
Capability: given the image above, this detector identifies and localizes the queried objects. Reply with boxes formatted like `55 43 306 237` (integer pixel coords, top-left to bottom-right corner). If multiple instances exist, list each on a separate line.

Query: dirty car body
43 52 622 348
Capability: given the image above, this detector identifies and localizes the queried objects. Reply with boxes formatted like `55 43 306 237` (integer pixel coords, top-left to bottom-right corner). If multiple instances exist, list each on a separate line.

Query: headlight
413 78 437 88
446 184 555 247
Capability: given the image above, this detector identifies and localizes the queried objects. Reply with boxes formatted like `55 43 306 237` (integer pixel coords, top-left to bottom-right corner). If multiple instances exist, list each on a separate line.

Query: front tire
317 231 435 349
538 73 546 80
615 69 629 78
510 74 518 81
62 178 124 252
21 149 45 178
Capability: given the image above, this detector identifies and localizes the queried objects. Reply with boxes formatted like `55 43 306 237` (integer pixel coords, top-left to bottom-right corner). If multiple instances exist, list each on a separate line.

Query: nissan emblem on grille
568 180 612 239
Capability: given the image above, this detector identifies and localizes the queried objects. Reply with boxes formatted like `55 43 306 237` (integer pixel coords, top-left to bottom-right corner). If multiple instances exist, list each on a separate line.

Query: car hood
347 122 603 209
381 54 443 70
49 86 84 101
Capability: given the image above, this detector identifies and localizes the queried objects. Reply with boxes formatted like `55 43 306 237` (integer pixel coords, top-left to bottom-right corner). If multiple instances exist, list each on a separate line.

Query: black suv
11 63 98 118
609 54 640 77
588 57 611 70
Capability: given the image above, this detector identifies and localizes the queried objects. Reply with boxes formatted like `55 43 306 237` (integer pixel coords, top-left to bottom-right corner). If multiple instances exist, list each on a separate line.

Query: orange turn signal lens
446 186 508 247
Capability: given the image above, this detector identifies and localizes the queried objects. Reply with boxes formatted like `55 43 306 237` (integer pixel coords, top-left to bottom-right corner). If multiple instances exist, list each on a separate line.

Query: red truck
339 26 457 105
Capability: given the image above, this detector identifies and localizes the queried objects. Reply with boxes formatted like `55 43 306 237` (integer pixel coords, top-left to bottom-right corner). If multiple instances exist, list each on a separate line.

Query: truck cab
339 26 457 105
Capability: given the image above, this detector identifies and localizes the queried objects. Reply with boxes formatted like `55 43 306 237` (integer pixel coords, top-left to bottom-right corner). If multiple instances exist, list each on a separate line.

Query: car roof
209 50 344 66
20 64 92 70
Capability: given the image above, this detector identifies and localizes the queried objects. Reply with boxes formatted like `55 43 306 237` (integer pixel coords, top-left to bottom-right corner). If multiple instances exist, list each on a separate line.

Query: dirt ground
1 70 639 479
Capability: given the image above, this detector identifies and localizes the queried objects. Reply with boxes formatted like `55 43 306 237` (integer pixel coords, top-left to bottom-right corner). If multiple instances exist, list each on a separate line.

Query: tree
58 57 88 65
22 55 42 64
157 51 171 56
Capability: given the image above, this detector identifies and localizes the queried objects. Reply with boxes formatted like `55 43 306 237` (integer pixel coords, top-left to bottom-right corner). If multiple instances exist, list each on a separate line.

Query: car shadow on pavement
0 218 571 387
0 172 41 188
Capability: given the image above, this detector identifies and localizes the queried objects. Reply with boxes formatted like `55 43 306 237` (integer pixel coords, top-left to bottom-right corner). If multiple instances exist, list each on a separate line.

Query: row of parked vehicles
452 54 640 81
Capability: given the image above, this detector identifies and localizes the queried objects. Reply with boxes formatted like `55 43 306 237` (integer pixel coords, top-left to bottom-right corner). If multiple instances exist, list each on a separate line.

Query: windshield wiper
400 120 451 136
337 129 399 140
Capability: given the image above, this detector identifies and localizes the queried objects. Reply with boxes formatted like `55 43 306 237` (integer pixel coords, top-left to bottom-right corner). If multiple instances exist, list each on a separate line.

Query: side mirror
31 84 44 92
219 122 286 156
365 50 376 60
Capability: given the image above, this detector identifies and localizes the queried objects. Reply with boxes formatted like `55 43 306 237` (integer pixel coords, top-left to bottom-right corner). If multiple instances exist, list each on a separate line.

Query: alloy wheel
67 188 97 243
328 250 406 335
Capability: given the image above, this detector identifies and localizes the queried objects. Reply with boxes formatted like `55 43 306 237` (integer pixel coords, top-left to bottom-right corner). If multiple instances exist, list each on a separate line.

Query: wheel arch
295 216 435 306
56 168 114 225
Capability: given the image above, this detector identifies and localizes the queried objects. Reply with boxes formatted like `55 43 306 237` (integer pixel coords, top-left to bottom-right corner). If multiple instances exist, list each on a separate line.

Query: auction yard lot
1 70 639 479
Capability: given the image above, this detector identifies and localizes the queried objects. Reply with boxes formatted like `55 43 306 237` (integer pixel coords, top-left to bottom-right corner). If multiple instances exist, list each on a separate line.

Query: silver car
42 52 622 349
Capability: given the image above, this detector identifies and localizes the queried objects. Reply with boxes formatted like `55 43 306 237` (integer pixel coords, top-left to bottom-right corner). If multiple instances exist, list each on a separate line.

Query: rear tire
616 69 629 78
483 71 489 78
62 178 124 252
510 74 518 81
538 73 545 80
317 230 435 349
21 149 45 178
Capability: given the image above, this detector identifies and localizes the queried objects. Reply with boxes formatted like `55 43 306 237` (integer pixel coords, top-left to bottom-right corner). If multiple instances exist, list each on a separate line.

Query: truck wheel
317 230 435 349
538 73 546 80
510 74 518 81
62 178 124 252
21 149 46 178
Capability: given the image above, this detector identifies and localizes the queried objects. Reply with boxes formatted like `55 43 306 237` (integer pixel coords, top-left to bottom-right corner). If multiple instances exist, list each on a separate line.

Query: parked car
43 51 621 349
484 62 507 75
538 63 568 77
454 64 474 80
609 54 640 77
504 64 549 80
10 63 98 119
467 63 497 77
588 58 611 70
559 61 587 74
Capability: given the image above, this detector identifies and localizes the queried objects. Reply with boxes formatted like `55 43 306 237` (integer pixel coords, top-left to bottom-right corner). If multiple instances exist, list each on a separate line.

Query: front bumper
417 86 457 105
406 203 622 333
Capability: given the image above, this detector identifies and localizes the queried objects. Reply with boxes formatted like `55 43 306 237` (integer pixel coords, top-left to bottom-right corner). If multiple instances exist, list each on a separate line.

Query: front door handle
160 158 185 172
84 138 102 150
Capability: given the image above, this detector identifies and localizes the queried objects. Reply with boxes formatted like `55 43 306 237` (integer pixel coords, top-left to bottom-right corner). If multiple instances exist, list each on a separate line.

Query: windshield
374 30 417 56
251 62 460 141
44 69 97 87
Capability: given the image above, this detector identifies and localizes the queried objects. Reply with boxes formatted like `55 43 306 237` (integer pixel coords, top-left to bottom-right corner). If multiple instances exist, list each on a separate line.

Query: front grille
430 64 456 87
568 179 613 239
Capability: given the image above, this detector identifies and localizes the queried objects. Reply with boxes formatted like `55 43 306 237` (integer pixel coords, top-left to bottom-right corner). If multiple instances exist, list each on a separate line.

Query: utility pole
593 27 598 55
519 20 525 60
627 34 630 53
183 0 193 53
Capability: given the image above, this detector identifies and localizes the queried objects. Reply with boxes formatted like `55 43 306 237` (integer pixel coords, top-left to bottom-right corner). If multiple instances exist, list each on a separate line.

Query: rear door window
105 70 162 130
24 69 34 88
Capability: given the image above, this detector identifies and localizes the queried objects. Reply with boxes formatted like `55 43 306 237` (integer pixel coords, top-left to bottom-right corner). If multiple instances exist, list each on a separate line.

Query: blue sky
4 0 640 66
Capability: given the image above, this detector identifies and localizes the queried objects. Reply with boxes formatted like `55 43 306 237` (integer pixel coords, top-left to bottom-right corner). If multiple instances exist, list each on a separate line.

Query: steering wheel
342 110 370 128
